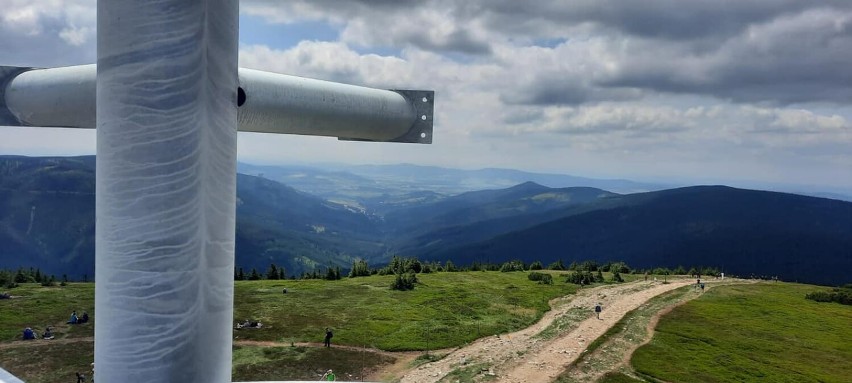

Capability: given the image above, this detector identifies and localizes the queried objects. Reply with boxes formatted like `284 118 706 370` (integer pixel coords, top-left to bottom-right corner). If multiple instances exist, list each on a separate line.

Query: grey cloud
501 109 544 125
601 8 852 104
502 78 642 106
243 1 852 105
245 1 852 49
409 29 491 55
244 0 493 55
478 0 852 42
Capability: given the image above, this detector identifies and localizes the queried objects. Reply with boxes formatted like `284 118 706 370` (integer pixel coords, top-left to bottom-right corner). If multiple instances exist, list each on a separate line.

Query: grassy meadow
0 270 580 382
0 283 95 383
232 270 579 350
6 274 846 383
0 282 95 341
631 283 852 383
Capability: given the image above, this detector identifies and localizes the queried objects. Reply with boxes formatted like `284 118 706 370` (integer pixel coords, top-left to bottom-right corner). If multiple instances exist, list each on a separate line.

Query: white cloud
1 0 851 191
59 25 92 46
0 0 96 66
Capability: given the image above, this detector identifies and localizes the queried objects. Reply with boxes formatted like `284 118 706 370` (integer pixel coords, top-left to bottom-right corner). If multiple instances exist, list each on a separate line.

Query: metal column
95 1 238 381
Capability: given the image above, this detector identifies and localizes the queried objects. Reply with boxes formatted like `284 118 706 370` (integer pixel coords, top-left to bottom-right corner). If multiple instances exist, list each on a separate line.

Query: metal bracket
0 66 32 126
390 89 434 144
338 89 434 144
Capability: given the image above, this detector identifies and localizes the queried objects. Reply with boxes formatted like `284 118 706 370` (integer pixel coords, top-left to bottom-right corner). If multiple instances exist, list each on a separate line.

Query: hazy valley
2 155 851 285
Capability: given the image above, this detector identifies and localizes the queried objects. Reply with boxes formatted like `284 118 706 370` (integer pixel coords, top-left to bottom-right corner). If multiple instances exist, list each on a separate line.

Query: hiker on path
43 326 54 340
594 303 602 319
22 327 36 340
324 328 333 347
321 369 336 381
75 372 86 383
80 312 89 323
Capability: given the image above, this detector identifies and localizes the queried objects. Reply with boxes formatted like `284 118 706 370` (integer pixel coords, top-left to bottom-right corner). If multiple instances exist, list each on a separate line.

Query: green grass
0 341 94 383
437 362 495 383
233 345 393 381
631 283 852 383
535 307 588 340
233 271 577 351
1 271 576 381
0 283 94 341
597 371 645 383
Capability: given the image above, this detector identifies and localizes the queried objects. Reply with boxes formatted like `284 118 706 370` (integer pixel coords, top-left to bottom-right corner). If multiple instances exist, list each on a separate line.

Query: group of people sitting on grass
21 326 54 340
21 310 90 341
68 310 89 324
235 319 263 329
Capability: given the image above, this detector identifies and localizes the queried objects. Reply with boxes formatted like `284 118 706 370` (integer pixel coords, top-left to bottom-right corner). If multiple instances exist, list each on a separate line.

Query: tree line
3 258 726 291
233 264 343 281
0 267 74 288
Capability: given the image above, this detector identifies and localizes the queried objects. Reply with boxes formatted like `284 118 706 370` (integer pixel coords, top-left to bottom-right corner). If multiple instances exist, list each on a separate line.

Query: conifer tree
444 260 456 272
249 268 261 280
267 264 279 280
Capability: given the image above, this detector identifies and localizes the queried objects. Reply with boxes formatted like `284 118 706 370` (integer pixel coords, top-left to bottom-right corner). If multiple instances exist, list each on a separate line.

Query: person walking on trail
324 328 333 347
321 369 336 381
594 303 602 319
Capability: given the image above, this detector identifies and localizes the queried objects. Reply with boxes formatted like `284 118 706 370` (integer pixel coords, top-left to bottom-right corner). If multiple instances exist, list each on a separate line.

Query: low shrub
390 272 418 291
805 288 852 305
527 272 553 285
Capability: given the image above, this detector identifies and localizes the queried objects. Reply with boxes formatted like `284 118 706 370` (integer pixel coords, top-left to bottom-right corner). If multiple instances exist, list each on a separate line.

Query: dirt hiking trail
400 278 695 383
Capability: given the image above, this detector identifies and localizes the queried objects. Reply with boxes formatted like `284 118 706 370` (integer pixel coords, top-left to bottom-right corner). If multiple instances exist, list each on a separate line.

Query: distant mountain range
236 162 671 210
2 155 851 285
422 186 852 286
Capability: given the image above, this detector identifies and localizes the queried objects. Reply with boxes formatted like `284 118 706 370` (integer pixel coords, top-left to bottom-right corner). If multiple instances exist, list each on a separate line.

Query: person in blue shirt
67 311 78 324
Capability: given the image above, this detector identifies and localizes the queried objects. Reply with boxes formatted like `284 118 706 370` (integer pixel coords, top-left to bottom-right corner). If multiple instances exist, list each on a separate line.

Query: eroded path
400 279 694 383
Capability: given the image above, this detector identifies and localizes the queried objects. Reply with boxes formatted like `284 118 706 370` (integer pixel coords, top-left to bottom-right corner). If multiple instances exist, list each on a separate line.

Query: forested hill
423 186 852 285
0 155 385 278
2 155 851 285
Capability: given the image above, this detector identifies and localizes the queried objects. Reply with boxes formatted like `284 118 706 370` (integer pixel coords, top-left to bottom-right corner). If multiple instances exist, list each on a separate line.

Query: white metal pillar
95 0 238 381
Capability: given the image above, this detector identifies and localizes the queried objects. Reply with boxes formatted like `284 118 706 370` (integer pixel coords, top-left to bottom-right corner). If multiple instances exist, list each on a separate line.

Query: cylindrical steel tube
3 65 421 142
95 1 238 382
4 65 96 129
237 68 417 140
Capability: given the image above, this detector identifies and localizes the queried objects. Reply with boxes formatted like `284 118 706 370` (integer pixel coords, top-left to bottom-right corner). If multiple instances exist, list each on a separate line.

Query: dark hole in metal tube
237 87 246 107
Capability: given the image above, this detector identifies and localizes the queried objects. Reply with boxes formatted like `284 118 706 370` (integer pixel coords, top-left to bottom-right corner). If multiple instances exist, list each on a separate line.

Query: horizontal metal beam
0 65 433 144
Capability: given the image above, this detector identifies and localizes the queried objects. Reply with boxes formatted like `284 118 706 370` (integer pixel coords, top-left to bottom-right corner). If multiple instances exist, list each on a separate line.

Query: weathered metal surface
2 65 434 144
94 0 238 381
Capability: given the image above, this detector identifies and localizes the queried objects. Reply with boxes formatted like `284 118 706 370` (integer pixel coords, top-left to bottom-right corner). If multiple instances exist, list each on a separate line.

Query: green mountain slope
385 182 617 253
0 156 96 278
0 156 386 278
428 186 852 285
234 173 385 275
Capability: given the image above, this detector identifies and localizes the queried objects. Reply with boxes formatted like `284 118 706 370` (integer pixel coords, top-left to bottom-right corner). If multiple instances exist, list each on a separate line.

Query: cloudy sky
2 0 851 193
